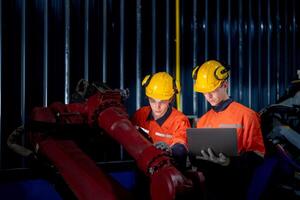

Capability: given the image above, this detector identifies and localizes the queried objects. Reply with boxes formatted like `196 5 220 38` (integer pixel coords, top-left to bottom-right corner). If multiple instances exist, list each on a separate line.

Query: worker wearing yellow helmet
131 72 190 171
191 60 266 199
193 60 230 94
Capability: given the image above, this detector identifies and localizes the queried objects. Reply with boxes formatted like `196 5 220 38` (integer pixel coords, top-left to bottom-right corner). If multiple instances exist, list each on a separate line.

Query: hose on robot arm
7 125 37 159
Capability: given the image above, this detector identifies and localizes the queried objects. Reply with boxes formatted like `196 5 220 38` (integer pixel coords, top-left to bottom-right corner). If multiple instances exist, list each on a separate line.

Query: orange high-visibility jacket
131 106 190 147
197 101 266 155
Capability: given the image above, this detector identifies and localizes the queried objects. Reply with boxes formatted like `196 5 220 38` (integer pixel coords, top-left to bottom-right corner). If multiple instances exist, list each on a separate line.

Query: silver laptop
187 128 238 157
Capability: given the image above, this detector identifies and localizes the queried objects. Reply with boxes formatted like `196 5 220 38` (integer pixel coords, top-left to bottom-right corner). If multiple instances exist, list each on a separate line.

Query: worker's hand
154 142 172 155
196 148 230 166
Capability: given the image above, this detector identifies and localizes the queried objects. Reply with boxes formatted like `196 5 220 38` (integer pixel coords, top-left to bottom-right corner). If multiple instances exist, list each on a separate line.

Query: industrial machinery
8 80 204 200
251 79 300 200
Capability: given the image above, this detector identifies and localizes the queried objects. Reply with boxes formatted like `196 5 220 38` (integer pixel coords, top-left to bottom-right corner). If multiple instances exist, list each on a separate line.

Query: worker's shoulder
171 107 189 119
230 101 259 117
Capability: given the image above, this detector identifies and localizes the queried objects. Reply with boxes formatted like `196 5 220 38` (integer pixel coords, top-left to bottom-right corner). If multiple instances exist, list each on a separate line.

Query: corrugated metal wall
0 0 299 169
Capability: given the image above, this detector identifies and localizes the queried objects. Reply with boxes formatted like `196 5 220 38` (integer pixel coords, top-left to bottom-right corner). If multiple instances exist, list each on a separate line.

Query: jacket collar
147 106 172 126
212 98 233 112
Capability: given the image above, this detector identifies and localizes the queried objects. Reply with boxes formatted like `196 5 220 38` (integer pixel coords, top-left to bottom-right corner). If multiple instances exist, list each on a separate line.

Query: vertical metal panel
84 0 89 80
151 0 156 73
292 0 296 72
227 0 231 96
102 0 107 82
275 0 280 100
248 0 252 108
258 1 262 107
21 0 27 167
284 1 288 91
0 0 2 168
136 0 142 109
120 0 125 89
43 0 48 106
216 0 220 59
238 0 243 102
165 0 170 72
21 0 27 123
267 0 271 105
192 0 198 115
64 0 70 104
204 0 208 60
119 0 125 160
188 0 299 114
204 0 208 112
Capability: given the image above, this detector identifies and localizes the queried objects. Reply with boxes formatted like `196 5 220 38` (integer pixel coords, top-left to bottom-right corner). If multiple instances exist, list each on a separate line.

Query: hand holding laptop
154 141 172 155
196 148 230 166
187 128 238 158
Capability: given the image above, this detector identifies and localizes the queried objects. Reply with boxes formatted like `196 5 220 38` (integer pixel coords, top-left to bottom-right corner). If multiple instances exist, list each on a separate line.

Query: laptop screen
187 128 238 157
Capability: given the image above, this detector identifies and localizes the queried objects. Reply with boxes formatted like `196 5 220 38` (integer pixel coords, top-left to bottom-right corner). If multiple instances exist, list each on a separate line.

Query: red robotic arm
30 82 198 200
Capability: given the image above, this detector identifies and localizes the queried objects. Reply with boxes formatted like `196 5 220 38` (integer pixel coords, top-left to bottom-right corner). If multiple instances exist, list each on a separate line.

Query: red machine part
39 139 131 200
98 107 193 200
30 88 197 200
30 107 131 200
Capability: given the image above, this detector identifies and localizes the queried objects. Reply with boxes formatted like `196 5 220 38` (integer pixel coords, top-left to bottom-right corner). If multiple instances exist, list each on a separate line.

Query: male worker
191 60 266 199
131 72 190 170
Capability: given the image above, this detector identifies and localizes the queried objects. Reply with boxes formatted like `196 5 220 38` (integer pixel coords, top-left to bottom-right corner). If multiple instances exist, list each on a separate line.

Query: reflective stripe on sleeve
219 124 243 129
155 132 173 138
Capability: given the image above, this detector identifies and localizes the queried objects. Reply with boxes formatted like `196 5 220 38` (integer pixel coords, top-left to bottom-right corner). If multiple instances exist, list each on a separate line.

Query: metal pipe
43 0 48 106
102 0 107 82
136 0 142 110
84 0 89 80
151 0 156 73
176 0 181 111
64 0 70 104
166 0 170 73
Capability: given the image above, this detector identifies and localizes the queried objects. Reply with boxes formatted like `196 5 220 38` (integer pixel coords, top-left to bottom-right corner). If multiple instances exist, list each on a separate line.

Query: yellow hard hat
192 60 229 93
142 72 180 100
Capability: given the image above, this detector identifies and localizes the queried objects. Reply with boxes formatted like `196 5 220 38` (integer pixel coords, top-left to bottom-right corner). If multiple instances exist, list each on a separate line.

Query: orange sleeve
242 112 266 155
171 116 191 147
